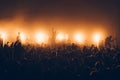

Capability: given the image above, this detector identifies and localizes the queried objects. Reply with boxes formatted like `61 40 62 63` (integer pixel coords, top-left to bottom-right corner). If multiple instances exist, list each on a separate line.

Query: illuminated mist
0 0 119 44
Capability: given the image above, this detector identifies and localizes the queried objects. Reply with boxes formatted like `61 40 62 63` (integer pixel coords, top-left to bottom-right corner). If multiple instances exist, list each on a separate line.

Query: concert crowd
0 34 120 80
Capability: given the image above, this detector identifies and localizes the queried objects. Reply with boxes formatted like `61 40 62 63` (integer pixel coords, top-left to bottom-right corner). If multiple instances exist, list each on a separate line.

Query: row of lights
0 32 101 45
56 33 101 45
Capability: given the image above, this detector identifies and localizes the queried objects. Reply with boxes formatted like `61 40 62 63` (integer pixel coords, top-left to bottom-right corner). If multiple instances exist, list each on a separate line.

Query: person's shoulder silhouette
0 34 3 47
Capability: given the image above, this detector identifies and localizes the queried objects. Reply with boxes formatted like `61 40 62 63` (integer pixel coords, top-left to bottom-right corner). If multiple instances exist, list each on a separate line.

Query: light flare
56 33 69 41
74 33 84 43
56 33 64 41
35 32 48 43
93 33 101 47
93 34 101 43
20 33 26 43
0 32 6 40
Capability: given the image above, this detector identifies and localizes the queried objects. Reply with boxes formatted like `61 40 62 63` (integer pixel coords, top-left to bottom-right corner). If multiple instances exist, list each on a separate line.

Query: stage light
74 33 84 43
35 32 48 43
93 33 101 47
56 33 64 41
0 32 6 40
20 33 26 43
93 34 101 43
56 33 69 41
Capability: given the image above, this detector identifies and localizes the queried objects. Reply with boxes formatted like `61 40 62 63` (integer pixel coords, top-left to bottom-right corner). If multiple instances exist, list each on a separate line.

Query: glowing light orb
35 33 48 43
56 33 69 41
93 34 101 43
0 32 6 40
56 33 64 41
74 33 84 43
20 33 26 43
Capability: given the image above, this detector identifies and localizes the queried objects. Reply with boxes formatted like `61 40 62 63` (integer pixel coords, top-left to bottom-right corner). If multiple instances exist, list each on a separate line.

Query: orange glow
0 32 6 40
0 22 106 45
0 19 108 45
93 33 101 47
20 33 26 43
56 33 64 41
56 33 69 41
74 33 84 43
93 34 101 43
65 34 69 40
35 32 48 44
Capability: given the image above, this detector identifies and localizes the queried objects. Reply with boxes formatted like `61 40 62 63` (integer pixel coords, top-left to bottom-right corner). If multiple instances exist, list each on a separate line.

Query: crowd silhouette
0 34 120 80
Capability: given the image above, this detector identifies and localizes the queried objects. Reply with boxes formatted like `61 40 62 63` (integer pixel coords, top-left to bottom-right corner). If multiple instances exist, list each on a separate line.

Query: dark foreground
0 43 120 80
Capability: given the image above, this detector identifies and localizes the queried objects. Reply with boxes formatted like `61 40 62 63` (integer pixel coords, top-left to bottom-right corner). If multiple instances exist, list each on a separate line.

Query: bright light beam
74 33 84 43
56 33 64 41
93 34 101 47
1 33 6 40
35 32 48 44
20 33 26 43
0 32 6 45
0 32 6 40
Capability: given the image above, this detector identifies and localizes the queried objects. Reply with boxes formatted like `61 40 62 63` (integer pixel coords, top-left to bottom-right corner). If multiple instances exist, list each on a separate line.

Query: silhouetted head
109 35 112 38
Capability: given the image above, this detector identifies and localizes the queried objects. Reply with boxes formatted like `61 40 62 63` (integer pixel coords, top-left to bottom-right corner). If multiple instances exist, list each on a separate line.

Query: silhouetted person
14 32 22 47
0 35 3 62
105 36 113 48
3 42 10 60
16 32 21 42
0 34 3 47
14 32 24 61
51 28 56 48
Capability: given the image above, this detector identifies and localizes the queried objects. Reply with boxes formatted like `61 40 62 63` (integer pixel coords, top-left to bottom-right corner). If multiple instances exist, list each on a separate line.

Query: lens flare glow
35 32 48 43
93 34 101 43
56 33 69 41
20 33 26 43
56 33 64 41
74 33 84 43
0 32 6 40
